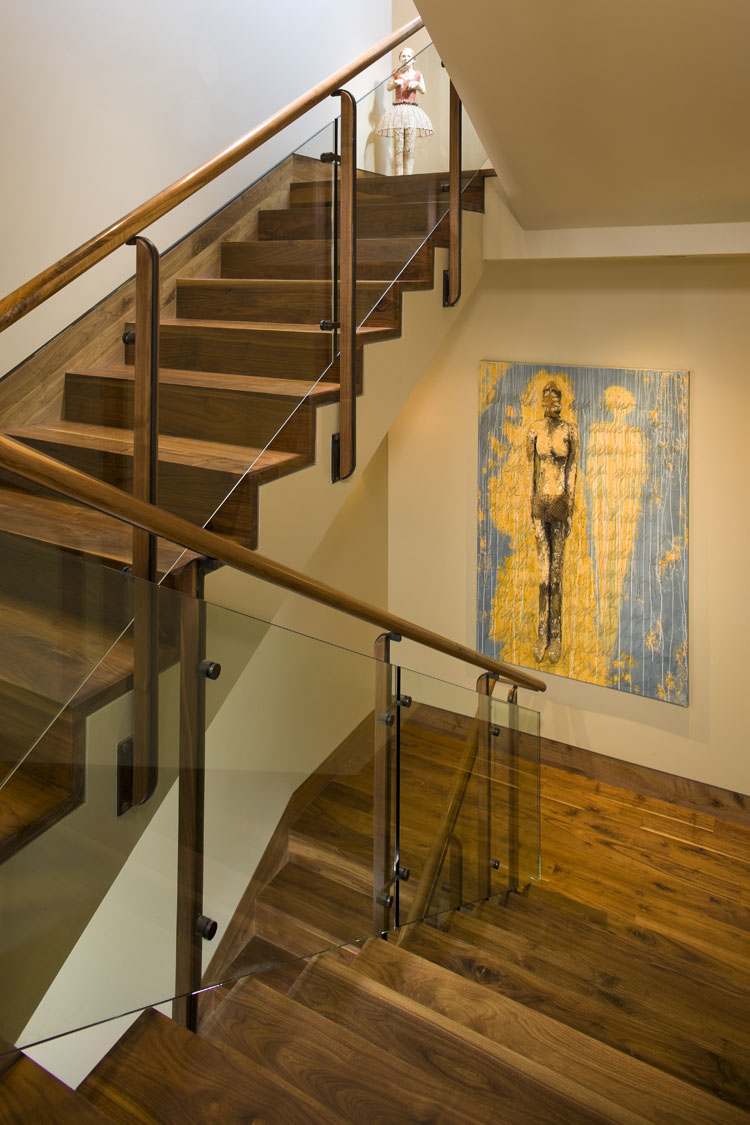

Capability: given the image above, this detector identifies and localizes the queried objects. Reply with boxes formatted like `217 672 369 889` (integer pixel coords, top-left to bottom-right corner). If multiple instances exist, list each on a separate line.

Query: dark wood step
474 892 750 1084
0 484 199 575
175 278 402 329
221 236 434 282
125 318 385 381
289 170 487 210
64 365 335 455
5 422 304 541
254 862 373 957
258 201 449 242
202 973 487 1125
0 1053 111 1123
78 1007 339 1123
252 947 666 1125
351 936 746 1125
404 908 750 1110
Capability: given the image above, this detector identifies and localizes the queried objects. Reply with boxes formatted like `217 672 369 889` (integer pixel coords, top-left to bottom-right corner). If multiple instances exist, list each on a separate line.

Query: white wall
0 0 392 376
387 255 750 796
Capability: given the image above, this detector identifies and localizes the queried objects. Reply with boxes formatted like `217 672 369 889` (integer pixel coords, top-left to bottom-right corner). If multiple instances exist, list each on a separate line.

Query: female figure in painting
526 382 579 664
376 47 434 175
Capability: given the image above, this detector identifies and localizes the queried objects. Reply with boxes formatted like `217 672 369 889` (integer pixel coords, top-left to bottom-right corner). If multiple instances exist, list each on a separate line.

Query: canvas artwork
477 361 689 705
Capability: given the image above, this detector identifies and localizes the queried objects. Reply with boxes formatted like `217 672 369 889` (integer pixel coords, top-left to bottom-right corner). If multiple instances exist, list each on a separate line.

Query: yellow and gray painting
477 361 688 705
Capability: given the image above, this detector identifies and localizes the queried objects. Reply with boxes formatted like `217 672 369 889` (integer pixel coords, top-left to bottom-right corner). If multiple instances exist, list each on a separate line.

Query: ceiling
416 0 750 229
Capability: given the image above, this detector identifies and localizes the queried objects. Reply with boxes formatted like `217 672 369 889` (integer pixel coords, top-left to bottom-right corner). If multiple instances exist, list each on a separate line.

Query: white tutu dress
376 70 434 138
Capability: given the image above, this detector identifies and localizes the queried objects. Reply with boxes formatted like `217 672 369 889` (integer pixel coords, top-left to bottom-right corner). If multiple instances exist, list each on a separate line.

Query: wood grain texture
203 973 613 1125
78 1007 341 1123
353 938 748 1125
221 236 434 283
258 200 449 242
0 1055 111 1123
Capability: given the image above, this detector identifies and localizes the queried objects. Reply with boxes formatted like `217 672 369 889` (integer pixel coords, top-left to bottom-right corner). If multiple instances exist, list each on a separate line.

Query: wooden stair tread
351 936 747 1125
158 316 396 342
256 862 373 949
485 889 750 1019
204 974 496 1125
404 912 750 1109
0 1054 111 1123
68 363 341 402
78 1007 339 1123
7 421 305 476
0 486 200 573
458 901 750 1052
240 953 643 1125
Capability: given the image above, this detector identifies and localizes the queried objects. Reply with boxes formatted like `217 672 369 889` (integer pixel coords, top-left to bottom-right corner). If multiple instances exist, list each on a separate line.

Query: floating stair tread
158 316 396 342
352 936 747 1125
0 769 73 854
0 1054 111 1123
7 421 305 476
203 974 485 1125
0 487 200 574
69 364 341 403
78 1007 339 1123
405 913 750 1109
0 590 134 705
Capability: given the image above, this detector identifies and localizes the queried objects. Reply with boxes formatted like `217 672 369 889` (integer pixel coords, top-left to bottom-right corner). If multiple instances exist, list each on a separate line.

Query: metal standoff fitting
376 891 394 909
198 660 222 680
122 329 136 345
395 865 410 882
377 711 395 727
397 694 412 708
490 858 501 870
490 725 501 737
319 151 341 164
195 915 218 941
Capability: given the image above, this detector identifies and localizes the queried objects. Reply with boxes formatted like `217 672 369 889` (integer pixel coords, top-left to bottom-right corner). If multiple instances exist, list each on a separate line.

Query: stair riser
64 375 316 455
124 325 343 381
7 438 258 542
258 204 448 241
289 177 485 209
221 240 434 283
175 280 401 330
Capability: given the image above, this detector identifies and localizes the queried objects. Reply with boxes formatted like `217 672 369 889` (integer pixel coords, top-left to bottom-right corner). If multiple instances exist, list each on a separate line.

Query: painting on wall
477 361 689 705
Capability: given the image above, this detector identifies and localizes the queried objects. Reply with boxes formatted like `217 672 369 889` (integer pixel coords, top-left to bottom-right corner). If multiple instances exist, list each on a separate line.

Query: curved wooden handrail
0 16 424 334
0 435 546 693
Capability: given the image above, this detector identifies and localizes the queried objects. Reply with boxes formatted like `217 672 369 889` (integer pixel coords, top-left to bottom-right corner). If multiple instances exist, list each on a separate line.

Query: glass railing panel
395 667 541 923
0 525 143 791
491 693 542 887
0 563 183 1059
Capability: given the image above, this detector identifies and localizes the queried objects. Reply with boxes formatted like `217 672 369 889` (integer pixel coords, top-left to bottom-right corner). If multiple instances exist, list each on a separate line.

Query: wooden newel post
332 88 357 482
174 560 208 1030
443 81 462 308
476 672 494 900
130 235 160 808
373 631 399 934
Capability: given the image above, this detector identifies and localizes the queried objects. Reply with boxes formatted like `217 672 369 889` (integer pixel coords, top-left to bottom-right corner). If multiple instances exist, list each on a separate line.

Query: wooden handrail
0 16 424 334
0 435 546 693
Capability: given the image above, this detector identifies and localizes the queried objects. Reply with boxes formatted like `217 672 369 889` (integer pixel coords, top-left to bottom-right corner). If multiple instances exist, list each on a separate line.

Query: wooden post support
507 685 520 892
476 672 494 900
443 82 462 308
333 88 357 482
173 560 207 1030
130 236 160 809
373 631 398 934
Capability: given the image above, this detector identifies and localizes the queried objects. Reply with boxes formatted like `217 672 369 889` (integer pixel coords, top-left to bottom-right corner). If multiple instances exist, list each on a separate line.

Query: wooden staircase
2 713 748 1121
0 163 486 861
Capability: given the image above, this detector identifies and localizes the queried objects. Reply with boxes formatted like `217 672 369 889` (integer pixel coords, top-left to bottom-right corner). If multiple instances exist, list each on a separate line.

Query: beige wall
387 255 750 795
